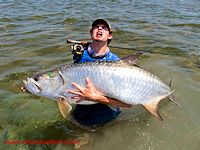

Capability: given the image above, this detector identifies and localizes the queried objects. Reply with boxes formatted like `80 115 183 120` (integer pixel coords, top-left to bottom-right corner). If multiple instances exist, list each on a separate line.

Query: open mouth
96 31 102 37
23 77 41 94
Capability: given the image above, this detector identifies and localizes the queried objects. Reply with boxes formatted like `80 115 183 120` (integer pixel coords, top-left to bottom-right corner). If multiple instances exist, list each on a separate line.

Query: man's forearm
97 96 132 108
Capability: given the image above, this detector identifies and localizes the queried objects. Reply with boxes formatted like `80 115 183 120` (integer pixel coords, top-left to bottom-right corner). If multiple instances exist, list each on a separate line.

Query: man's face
91 23 112 43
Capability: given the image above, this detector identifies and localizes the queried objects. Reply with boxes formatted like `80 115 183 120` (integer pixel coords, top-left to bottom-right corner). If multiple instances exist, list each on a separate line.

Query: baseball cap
92 19 112 33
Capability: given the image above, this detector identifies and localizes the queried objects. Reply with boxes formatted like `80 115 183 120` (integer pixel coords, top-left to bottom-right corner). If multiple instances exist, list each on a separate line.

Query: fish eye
34 76 39 81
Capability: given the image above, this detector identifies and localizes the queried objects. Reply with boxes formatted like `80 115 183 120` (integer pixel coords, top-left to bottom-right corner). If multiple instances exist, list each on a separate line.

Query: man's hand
68 77 132 108
68 77 107 103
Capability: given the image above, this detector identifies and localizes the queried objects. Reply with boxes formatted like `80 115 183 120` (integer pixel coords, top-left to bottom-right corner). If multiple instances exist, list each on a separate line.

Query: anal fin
142 92 174 120
143 103 163 120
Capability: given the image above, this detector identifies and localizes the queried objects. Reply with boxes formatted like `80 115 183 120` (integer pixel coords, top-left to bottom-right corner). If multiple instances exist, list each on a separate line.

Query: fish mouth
22 77 41 94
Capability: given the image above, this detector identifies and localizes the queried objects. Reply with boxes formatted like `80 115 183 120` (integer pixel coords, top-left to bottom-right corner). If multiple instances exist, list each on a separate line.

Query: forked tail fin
168 77 180 107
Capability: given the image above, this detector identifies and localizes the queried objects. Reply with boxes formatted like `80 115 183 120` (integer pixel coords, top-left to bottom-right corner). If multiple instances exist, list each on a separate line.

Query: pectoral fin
57 96 72 119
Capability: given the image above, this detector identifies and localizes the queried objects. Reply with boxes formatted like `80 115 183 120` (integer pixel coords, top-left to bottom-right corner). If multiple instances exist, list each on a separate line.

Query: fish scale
61 62 171 104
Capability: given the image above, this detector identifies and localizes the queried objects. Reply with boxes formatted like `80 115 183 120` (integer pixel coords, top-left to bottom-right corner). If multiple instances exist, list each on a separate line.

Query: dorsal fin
121 52 143 65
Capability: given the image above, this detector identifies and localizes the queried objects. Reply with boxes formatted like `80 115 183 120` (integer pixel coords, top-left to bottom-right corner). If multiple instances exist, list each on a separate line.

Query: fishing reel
71 43 84 55
67 39 91 56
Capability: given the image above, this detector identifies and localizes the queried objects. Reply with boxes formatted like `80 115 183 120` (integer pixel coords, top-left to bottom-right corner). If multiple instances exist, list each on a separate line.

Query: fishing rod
67 39 137 54
67 39 139 56
66 39 188 57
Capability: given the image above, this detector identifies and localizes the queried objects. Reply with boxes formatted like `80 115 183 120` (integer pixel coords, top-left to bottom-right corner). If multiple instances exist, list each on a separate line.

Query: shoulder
105 52 120 61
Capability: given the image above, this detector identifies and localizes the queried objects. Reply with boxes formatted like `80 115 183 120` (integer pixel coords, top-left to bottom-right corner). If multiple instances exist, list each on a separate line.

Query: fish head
23 77 41 94
23 70 64 99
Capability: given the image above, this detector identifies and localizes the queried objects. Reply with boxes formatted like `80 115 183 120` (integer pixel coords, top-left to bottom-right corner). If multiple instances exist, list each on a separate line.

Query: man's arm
68 77 131 108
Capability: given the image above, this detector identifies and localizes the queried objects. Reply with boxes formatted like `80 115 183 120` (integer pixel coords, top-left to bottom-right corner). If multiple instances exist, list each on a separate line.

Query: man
68 19 131 128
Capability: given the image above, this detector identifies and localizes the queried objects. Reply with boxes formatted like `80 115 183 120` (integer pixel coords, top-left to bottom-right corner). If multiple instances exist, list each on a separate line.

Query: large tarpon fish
22 53 176 120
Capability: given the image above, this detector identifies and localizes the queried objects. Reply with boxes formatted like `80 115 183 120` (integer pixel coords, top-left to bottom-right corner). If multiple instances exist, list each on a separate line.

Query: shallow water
0 0 200 149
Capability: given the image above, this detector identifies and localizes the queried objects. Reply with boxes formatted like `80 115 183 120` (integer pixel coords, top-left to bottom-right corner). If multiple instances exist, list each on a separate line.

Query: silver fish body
23 61 174 120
